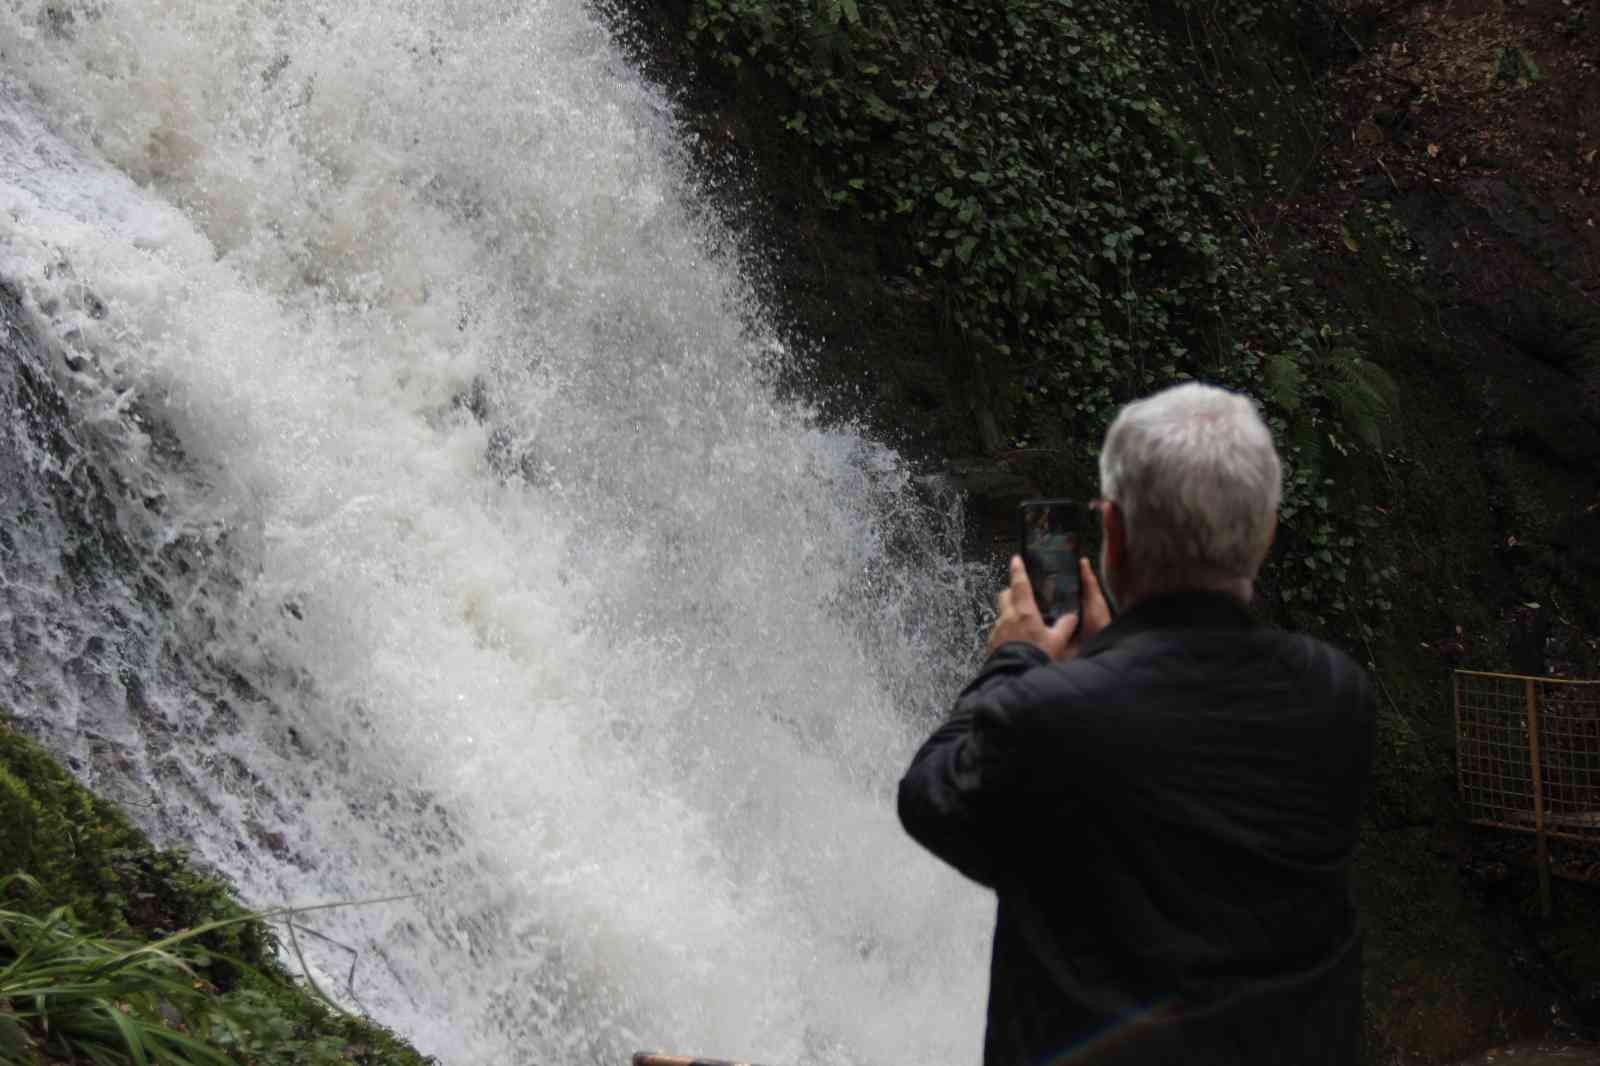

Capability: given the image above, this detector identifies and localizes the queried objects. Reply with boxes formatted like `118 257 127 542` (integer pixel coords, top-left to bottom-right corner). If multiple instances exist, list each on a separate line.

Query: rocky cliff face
1311 0 1599 672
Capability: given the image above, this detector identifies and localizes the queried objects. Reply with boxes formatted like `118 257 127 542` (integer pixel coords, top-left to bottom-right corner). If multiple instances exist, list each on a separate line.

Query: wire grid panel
1536 678 1600 841
1457 672 1537 832
1455 671 1600 843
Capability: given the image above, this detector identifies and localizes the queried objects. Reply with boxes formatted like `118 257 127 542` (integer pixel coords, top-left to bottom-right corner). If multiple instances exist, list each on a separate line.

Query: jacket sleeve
896 641 1057 888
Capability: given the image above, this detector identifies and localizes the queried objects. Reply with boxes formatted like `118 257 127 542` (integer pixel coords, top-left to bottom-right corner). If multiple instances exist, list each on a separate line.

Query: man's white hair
1098 382 1282 591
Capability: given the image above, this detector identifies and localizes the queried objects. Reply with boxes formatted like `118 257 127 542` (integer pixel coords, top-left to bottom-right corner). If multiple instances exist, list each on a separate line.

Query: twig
244 894 416 1015
283 917 329 1004
1336 17 1364 54
1376 155 1401 192
284 920 368 1006
1355 611 1408 721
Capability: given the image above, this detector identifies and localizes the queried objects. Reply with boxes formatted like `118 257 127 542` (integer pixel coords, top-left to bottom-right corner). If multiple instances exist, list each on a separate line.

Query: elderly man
899 382 1375 1065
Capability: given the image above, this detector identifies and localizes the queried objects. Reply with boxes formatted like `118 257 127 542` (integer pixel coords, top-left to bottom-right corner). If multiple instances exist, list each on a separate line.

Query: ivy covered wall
627 0 1416 639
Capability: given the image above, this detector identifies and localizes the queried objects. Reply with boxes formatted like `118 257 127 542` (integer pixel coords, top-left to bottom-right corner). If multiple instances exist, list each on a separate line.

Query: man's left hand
986 555 1080 660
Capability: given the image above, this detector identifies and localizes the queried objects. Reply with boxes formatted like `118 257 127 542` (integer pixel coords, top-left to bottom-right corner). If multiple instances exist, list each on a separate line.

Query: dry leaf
1427 143 1440 158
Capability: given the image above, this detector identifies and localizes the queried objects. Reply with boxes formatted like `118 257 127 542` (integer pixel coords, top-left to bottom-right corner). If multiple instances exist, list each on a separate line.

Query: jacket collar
1078 588 1258 660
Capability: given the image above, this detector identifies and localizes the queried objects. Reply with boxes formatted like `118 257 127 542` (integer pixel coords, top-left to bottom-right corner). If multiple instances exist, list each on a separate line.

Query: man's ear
1102 500 1127 569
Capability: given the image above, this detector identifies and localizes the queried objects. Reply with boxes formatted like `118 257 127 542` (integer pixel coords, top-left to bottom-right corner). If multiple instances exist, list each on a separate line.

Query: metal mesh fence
1455 670 1600 844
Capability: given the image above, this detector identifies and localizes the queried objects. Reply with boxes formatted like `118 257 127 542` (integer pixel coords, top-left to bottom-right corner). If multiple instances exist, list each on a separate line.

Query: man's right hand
1061 557 1111 662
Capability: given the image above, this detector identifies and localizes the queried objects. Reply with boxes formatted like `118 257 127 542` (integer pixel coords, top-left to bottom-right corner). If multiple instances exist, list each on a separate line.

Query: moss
0 763 35 866
0 714 434 1065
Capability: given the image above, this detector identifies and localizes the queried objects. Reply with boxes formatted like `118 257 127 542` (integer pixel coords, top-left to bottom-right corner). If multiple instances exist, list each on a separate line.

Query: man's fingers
1076 556 1112 648
1043 610 1079 660
1079 556 1111 628
1009 555 1039 615
1077 555 1100 599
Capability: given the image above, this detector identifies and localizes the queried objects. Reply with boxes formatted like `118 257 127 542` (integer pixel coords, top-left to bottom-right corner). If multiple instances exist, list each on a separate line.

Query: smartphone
1018 498 1085 624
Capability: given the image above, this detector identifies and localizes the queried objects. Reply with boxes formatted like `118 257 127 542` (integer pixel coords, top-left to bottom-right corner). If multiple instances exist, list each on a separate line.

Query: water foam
0 1 993 1062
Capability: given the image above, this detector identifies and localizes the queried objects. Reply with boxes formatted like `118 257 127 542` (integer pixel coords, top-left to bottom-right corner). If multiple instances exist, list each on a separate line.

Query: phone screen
1019 499 1083 623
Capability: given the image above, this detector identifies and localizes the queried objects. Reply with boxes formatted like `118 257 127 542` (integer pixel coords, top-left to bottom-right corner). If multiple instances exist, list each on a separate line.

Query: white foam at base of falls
0 2 993 1062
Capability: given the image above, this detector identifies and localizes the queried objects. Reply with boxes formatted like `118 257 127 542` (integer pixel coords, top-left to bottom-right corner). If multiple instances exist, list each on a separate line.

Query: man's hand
986 556 1112 662
1070 556 1112 659
986 556 1075 659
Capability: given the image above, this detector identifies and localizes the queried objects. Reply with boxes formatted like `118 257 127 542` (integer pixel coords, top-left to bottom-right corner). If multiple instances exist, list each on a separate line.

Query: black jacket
898 590 1375 1066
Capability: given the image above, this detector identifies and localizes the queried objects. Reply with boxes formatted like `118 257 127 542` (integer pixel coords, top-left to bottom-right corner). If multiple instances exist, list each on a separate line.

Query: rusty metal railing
1454 670 1600 911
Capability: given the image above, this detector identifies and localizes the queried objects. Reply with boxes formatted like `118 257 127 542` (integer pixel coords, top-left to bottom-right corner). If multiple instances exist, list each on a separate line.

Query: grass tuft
2 873 231 1064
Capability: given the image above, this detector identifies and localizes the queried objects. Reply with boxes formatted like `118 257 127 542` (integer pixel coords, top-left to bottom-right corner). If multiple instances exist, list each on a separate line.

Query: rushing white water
0 1 995 1063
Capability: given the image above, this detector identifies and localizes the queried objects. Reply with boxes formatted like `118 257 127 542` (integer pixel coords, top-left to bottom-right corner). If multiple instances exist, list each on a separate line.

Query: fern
1324 350 1400 450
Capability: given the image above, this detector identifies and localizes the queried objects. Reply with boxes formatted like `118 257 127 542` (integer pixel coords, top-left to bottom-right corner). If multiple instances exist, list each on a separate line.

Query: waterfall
0 1 996 1063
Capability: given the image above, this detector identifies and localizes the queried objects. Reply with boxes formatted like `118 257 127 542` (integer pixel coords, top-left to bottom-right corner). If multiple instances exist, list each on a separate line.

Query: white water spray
0 1 993 1062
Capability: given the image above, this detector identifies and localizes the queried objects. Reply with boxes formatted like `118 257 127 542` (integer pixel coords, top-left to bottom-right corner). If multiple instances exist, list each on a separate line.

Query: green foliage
1367 701 1435 827
0 729 144 934
1355 201 1428 292
0 880 426 1066
1492 46 1539 89
1324 354 1400 452
683 0 1402 631
2 876 235 1065
694 0 1225 412
0 718 433 1066
0 768 34 872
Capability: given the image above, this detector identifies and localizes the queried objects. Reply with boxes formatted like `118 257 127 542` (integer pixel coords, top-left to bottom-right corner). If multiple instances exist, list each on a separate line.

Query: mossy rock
0 714 436 1065
0 717 250 955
